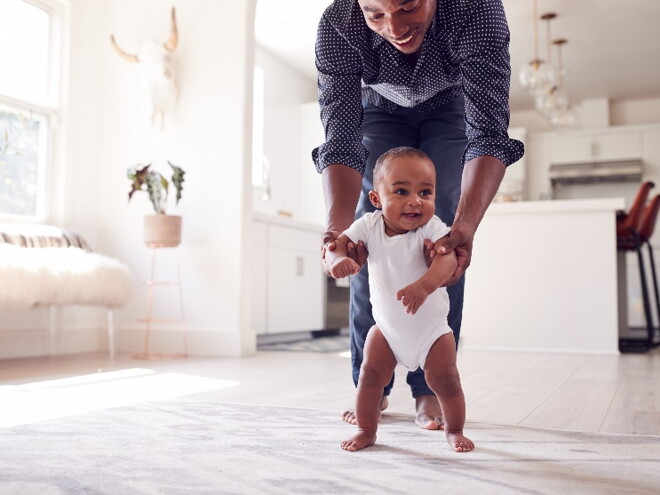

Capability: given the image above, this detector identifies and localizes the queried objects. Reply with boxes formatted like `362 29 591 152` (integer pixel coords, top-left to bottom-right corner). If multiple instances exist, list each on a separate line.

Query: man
313 0 524 429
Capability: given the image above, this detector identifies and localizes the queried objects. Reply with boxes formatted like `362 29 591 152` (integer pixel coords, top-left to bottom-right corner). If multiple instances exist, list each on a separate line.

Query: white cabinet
524 124 660 201
250 221 268 335
550 130 642 164
251 217 326 335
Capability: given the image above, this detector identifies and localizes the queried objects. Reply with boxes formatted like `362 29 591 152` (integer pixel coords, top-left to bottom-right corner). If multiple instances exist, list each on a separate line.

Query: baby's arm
396 249 458 314
325 234 361 279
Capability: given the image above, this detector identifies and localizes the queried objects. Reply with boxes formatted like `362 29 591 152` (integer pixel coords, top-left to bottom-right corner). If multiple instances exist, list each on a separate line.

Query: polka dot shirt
312 0 525 175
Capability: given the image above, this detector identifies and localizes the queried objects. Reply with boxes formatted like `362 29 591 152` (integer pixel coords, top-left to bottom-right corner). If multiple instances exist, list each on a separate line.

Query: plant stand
133 246 188 360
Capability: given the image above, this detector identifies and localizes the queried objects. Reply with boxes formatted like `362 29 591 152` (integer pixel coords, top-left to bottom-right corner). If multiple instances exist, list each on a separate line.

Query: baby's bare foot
446 432 474 452
415 395 443 430
342 396 389 425
341 430 377 451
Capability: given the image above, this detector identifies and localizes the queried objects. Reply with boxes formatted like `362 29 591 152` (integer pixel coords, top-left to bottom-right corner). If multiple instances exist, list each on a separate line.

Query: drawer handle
296 256 304 276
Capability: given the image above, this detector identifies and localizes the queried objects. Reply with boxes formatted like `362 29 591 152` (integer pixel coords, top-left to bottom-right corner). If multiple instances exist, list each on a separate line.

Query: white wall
0 0 258 359
96 0 257 357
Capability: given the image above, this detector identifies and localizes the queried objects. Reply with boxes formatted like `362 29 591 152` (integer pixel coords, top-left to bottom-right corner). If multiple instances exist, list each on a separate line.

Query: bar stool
636 194 660 348
618 186 660 352
616 181 653 237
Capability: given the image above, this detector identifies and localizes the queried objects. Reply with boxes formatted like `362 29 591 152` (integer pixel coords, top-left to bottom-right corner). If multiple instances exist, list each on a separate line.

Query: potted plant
127 161 186 247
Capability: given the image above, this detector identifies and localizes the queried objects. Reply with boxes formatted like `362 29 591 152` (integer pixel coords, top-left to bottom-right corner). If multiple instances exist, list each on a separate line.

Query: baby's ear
369 190 381 208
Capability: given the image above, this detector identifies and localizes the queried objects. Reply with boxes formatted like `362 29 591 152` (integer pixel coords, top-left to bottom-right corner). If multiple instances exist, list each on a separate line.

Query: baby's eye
420 189 433 197
395 188 407 195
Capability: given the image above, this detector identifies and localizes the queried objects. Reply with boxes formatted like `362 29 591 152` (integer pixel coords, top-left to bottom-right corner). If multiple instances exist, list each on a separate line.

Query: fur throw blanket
0 244 132 308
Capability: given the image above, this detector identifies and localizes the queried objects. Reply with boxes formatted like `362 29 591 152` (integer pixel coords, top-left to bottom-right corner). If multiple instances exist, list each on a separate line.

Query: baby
326 146 474 453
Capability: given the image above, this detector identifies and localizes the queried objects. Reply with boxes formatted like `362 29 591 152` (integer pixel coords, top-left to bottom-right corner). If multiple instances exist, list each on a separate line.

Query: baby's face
370 155 436 236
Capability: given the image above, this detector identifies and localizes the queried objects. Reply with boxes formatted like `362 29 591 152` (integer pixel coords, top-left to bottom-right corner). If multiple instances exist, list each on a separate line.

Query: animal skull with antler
110 7 178 130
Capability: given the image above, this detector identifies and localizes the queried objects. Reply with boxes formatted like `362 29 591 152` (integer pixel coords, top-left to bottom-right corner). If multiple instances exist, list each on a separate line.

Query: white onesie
343 211 453 370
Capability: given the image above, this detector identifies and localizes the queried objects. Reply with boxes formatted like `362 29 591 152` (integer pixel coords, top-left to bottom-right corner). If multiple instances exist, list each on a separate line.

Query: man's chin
391 41 422 55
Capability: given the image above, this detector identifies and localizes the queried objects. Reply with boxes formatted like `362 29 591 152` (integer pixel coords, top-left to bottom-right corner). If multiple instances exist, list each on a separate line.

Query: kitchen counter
462 197 625 354
487 197 625 214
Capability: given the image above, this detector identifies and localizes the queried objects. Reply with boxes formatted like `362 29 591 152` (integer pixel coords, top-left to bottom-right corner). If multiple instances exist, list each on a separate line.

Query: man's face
357 0 436 54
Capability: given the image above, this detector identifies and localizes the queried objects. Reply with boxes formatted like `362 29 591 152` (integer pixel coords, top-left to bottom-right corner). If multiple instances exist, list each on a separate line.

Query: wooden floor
1 345 659 436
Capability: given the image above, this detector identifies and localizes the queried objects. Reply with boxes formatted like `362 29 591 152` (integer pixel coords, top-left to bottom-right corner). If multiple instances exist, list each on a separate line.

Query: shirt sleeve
422 215 451 243
343 213 371 245
455 0 524 167
311 14 369 175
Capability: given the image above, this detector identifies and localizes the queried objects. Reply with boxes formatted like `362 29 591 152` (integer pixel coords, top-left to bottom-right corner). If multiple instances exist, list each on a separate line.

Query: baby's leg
423 333 474 453
341 326 397 452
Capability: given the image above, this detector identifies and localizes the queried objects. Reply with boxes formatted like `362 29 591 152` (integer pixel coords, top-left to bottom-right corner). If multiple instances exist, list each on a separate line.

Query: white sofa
0 224 132 357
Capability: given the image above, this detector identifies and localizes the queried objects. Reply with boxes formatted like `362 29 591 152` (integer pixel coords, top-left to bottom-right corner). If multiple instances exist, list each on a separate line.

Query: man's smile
391 31 415 45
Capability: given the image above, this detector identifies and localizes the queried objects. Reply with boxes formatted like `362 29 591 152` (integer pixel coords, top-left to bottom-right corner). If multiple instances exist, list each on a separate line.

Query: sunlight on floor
0 368 239 428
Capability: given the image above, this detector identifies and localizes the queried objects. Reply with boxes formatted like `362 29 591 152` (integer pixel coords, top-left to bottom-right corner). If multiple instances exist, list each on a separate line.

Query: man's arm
320 164 367 275
423 0 522 283
429 155 505 285
313 14 369 275
397 250 458 315
322 164 362 235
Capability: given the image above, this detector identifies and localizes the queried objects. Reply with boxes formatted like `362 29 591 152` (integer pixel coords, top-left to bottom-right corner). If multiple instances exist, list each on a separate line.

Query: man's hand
423 226 474 286
321 231 368 277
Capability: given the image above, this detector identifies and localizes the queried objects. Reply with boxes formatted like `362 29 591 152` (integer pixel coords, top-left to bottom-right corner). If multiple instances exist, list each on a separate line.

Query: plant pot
144 215 182 248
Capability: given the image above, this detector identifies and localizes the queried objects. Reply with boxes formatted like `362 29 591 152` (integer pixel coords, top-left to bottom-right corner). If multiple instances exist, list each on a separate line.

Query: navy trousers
349 95 467 398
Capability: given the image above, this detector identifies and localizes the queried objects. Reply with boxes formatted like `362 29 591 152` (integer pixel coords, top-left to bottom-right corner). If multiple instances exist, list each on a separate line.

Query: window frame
0 0 67 223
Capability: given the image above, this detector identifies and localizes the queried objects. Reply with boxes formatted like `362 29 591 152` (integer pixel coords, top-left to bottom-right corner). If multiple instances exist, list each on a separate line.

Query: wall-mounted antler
109 7 179 130
163 7 178 52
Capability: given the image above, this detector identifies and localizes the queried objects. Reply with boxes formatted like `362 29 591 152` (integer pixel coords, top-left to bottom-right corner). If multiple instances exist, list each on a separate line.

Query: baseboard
257 326 349 346
0 325 256 361
0 327 101 360
461 343 620 356
117 325 254 358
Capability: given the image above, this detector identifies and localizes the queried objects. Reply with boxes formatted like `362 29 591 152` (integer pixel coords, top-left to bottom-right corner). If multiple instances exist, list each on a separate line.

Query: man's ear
369 189 381 208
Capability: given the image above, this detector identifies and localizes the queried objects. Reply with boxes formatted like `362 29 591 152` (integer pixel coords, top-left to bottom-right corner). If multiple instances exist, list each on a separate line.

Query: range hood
549 160 644 185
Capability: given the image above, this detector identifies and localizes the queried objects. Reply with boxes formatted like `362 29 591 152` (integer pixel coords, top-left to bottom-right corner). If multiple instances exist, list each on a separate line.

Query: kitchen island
461 198 625 354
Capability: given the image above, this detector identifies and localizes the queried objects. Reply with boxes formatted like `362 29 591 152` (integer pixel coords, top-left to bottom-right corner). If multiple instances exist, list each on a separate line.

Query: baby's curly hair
372 146 433 188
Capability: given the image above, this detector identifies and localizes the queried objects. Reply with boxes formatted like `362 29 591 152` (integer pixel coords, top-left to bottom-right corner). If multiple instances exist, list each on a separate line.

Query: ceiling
254 0 660 112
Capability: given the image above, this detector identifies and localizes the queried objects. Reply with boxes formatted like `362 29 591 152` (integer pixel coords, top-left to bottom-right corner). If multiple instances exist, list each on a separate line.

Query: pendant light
518 0 556 95
548 39 577 127
534 12 561 114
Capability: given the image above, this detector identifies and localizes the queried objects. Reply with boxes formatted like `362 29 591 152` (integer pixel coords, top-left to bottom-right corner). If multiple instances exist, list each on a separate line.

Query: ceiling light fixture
548 38 577 127
518 0 556 95
519 3 577 128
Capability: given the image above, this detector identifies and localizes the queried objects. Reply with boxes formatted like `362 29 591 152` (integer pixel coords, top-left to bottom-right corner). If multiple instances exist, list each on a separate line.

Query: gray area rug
258 335 350 352
1 400 659 495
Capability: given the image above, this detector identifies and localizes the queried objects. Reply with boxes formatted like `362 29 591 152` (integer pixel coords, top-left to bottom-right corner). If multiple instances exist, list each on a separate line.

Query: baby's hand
396 282 429 314
330 257 360 279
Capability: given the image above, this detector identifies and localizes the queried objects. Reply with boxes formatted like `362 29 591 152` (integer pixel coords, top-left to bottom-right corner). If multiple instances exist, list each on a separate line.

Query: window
0 0 63 220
